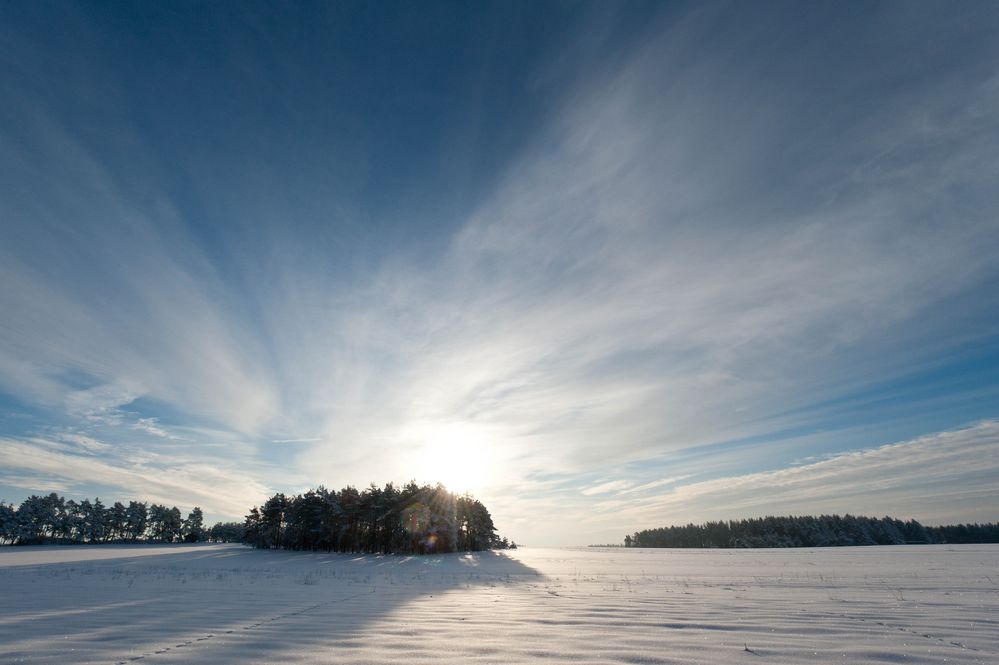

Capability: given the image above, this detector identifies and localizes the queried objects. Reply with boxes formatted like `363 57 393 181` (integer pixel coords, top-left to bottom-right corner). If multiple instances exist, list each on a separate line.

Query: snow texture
0 544 996 664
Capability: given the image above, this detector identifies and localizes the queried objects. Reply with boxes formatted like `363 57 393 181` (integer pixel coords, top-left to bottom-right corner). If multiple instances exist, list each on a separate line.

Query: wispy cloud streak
0 4 997 542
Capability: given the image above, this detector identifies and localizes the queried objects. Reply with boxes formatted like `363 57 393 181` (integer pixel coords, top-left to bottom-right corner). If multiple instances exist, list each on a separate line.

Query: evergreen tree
88 498 108 543
183 507 205 542
147 504 169 542
626 515 999 548
0 485 516 553
243 507 263 548
65 500 84 541
107 502 128 542
242 482 509 554
0 503 16 544
16 495 48 543
260 494 288 549
207 521 244 542
164 507 183 542
125 501 148 541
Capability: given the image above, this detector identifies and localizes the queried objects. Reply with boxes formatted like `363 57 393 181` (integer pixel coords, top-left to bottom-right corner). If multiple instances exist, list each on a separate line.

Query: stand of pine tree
0 493 206 545
624 515 999 548
243 482 515 554
0 483 517 555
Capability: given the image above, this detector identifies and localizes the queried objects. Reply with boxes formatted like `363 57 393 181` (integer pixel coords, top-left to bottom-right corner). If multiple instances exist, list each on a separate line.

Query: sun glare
415 423 494 495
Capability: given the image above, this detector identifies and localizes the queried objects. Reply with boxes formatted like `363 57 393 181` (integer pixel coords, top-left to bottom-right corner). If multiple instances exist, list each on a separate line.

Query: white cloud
294 10 999 492
0 436 271 518
595 420 999 530
130 418 173 439
581 480 632 496
64 383 141 426
0 4 996 542
617 475 693 495
479 421 999 545
0 474 74 495
53 432 112 453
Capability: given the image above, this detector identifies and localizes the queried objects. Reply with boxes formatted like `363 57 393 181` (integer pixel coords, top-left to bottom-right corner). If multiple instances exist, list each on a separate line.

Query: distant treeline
0 493 218 545
0 482 516 555
625 515 999 548
244 482 516 554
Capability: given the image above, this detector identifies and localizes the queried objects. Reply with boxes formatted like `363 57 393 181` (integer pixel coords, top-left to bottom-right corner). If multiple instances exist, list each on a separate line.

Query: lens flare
413 422 495 494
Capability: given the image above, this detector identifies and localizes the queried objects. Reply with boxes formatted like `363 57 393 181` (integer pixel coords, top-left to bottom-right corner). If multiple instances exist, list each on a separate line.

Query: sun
414 422 493 495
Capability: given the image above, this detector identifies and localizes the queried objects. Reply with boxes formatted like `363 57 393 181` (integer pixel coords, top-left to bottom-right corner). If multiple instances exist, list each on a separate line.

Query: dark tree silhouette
243 482 512 554
0 494 177 544
625 515 999 548
183 507 205 542
207 521 244 542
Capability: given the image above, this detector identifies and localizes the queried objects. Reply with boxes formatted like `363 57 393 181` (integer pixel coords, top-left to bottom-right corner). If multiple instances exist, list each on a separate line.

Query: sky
1 1 998 546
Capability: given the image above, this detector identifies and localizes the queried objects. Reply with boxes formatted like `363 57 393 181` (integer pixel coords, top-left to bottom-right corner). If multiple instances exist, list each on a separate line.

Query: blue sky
1 2 998 545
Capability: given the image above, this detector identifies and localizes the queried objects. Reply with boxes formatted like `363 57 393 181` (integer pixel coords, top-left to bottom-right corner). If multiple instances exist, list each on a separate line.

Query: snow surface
0 543 996 664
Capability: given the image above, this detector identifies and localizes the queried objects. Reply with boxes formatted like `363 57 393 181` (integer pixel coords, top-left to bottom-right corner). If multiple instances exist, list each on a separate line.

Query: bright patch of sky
1 2 998 545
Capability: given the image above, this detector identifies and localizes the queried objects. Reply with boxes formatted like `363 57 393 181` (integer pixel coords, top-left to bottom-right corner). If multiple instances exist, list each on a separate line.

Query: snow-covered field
0 544 996 664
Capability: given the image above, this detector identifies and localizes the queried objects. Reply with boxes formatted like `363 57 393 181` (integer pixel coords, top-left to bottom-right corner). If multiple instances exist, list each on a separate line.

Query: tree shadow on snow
0 544 542 664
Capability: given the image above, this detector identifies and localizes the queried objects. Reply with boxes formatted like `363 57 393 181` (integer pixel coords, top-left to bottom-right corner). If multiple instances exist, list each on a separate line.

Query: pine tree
125 501 148 541
107 502 128 542
0 503 15 544
183 507 205 542
163 507 183 542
